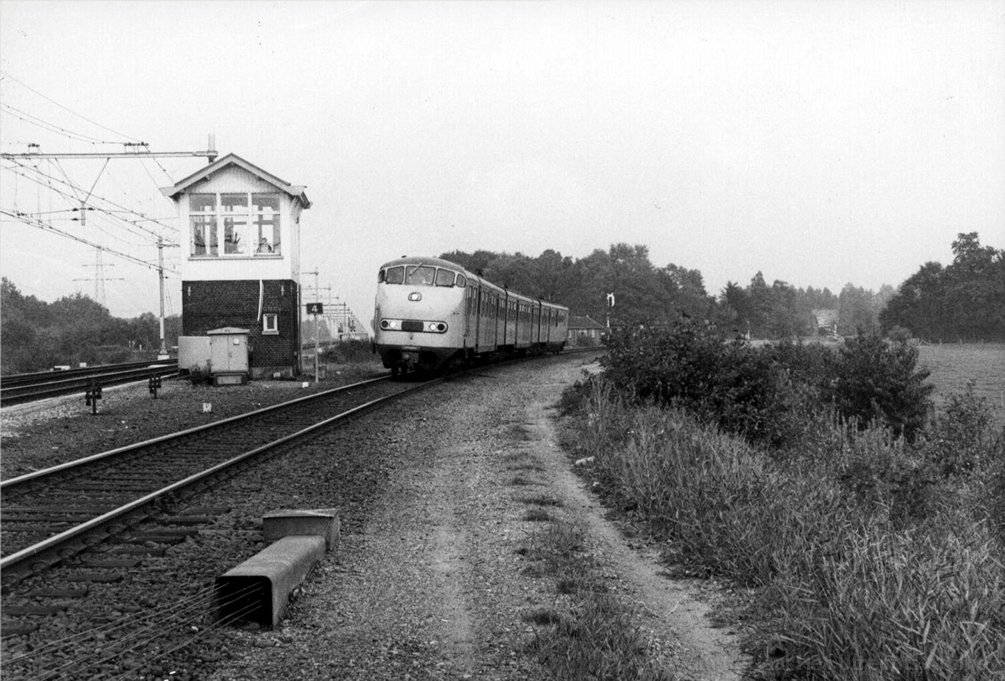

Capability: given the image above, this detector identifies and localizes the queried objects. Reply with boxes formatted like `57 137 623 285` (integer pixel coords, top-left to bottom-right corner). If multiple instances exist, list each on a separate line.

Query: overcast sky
2 0 1003 329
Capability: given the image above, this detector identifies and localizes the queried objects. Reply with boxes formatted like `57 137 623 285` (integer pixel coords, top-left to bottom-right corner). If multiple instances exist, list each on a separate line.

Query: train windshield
381 264 463 287
404 265 435 285
435 269 456 287
383 266 404 284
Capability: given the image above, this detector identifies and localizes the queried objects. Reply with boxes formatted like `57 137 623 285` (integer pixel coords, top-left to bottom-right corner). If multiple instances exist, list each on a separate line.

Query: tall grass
567 378 1005 679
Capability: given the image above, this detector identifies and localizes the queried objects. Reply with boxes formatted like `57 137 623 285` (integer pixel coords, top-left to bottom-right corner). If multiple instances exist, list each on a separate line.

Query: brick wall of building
182 279 300 377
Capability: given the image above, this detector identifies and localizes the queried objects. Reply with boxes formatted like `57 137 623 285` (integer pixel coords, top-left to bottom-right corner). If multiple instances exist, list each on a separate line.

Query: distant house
812 309 839 337
567 315 605 346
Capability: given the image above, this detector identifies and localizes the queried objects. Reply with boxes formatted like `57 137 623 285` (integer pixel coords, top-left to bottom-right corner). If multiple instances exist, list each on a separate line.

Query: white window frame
252 194 281 256
189 192 282 258
262 313 279 335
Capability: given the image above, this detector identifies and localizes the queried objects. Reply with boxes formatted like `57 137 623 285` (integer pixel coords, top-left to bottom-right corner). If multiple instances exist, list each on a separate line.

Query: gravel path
203 357 746 680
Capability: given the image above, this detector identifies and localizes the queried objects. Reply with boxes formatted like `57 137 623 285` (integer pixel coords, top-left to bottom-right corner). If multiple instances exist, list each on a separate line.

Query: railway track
0 360 180 407
0 369 453 680
0 351 600 680
0 375 430 579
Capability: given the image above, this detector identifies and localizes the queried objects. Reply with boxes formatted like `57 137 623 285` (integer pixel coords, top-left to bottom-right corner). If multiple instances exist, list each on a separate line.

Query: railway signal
149 375 162 398
84 380 103 415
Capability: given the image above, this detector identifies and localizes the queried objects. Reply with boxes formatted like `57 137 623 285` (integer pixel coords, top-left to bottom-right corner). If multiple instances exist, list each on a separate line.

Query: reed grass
566 377 1005 679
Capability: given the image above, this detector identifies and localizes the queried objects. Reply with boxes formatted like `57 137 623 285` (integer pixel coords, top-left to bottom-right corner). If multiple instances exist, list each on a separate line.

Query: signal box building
162 154 311 379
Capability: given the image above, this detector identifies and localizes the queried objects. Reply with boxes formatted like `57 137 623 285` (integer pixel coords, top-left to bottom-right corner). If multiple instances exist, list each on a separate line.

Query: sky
1 0 1003 333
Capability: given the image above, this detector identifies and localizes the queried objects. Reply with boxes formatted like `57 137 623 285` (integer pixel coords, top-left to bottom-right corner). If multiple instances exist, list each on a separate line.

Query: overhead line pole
157 237 180 358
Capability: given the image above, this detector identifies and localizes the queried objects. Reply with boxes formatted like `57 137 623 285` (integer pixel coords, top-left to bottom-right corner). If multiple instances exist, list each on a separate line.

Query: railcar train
373 256 568 374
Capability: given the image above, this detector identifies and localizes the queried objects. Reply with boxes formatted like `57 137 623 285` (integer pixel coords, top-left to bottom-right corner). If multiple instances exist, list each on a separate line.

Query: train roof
377 256 568 311
378 256 469 272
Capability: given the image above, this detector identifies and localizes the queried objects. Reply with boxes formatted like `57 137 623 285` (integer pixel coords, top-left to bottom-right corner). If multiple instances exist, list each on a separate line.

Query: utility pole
156 238 180 358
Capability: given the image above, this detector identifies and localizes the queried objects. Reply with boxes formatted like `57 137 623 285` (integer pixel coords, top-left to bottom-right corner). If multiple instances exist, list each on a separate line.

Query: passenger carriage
373 256 568 374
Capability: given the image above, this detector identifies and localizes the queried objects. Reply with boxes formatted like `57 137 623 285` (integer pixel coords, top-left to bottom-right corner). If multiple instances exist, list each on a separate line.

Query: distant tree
1 278 180 374
880 232 1005 341
766 280 809 339
837 284 880 336
746 272 772 338
440 244 719 327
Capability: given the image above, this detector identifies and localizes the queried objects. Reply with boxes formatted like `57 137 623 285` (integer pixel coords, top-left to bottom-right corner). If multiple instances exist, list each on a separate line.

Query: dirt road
208 356 746 680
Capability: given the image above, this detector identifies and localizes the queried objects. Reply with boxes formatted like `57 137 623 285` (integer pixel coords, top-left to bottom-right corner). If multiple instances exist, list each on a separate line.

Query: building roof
569 315 604 330
160 153 311 208
811 309 839 327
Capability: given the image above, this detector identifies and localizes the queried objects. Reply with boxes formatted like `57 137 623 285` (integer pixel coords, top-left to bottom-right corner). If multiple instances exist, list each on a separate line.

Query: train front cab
374 260 468 374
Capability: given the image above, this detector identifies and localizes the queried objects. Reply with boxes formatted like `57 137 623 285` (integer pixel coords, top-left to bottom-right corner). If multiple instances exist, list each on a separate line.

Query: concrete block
213 535 326 628
263 508 340 550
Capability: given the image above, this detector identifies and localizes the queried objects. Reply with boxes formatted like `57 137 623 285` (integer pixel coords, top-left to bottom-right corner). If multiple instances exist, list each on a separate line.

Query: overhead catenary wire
0 103 124 145
2 168 176 250
0 71 143 143
4 160 179 239
1 209 179 276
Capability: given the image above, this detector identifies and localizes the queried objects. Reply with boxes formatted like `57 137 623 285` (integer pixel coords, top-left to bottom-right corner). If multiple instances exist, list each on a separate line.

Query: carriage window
404 265 435 285
435 269 456 287
385 266 404 284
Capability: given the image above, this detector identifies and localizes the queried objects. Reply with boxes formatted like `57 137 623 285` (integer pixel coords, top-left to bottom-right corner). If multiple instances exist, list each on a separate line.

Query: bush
923 380 1003 477
601 321 817 448
823 333 934 442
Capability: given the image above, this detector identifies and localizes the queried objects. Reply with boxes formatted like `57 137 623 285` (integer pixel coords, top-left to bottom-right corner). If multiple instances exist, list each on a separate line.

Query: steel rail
0 363 180 407
1 375 389 489
0 375 435 573
1 360 177 388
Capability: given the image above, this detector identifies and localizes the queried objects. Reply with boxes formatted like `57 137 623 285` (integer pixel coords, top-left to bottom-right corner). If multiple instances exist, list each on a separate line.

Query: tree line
441 244 894 338
2 232 998 374
879 232 1005 342
1 278 180 374
442 232 1002 342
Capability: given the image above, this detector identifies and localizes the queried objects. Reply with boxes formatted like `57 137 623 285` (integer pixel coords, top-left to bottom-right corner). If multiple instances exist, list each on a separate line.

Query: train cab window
456 274 466 288
385 266 404 284
377 269 385 283
435 269 456 287
404 265 435 286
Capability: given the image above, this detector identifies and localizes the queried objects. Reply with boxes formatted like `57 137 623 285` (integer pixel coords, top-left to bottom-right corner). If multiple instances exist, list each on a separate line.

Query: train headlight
408 292 422 302
426 322 448 333
379 319 401 331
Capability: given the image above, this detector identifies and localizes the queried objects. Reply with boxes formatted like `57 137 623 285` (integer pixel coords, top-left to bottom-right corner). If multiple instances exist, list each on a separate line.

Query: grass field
917 342 1005 430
